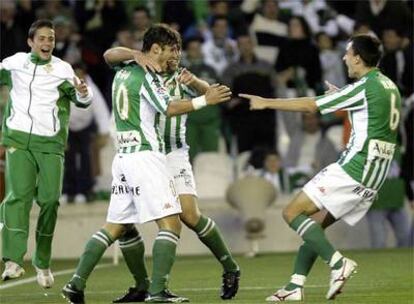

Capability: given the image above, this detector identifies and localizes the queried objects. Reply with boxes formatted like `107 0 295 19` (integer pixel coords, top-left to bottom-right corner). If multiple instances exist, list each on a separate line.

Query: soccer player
62 24 231 304
104 49 240 302
0 19 93 288
240 34 401 301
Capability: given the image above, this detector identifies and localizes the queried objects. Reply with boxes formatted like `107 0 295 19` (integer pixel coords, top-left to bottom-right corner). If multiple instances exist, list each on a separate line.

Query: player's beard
167 59 179 73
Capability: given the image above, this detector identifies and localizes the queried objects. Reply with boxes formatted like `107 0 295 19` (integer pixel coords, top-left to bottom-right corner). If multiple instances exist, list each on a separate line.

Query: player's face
343 42 358 79
159 44 180 72
166 47 181 73
28 26 55 61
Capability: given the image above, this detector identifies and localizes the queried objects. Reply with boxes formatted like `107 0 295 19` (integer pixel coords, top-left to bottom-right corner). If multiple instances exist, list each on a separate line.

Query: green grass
0 249 413 303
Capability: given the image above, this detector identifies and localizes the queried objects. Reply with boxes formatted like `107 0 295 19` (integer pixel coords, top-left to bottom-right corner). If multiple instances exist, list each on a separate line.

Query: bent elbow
307 103 318 114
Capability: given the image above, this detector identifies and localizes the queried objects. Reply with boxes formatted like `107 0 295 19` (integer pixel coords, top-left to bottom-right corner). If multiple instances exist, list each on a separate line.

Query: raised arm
178 68 209 94
103 47 160 72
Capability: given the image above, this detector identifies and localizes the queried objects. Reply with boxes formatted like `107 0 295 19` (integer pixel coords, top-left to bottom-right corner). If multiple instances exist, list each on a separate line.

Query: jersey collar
30 52 52 65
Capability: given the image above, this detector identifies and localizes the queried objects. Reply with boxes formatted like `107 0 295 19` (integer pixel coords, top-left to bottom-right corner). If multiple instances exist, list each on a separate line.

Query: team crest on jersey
43 63 53 73
156 86 168 96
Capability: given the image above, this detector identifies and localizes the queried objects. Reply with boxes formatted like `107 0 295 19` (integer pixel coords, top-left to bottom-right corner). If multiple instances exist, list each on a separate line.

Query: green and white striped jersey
316 68 401 190
159 69 198 153
112 63 170 153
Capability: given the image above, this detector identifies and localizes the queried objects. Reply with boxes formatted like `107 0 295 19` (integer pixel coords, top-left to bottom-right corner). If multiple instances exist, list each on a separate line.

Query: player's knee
38 199 60 210
159 216 182 235
180 211 200 228
120 225 139 241
282 206 297 224
103 223 126 240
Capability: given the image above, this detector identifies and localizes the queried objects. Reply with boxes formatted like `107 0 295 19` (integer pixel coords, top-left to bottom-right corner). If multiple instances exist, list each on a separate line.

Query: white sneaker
35 266 54 288
326 257 358 300
1 261 25 281
266 287 304 302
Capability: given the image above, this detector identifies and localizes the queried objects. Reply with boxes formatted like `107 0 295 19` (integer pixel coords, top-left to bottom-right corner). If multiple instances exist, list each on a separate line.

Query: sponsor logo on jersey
368 139 395 160
117 131 141 147
112 184 140 196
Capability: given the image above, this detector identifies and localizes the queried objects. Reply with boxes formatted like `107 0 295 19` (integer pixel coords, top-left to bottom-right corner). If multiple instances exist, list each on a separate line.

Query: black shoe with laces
62 283 85 304
145 289 189 303
220 270 240 300
113 287 148 303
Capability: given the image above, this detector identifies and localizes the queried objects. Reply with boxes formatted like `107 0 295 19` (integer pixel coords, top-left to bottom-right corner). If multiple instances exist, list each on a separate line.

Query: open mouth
40 48 51 56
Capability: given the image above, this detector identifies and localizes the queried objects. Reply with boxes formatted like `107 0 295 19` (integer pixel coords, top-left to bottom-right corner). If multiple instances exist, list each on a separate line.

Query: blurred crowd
1 0 413 229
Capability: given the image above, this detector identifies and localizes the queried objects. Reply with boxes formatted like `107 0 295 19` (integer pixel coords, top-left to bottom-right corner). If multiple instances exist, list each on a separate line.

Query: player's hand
205 84 232 105
74 77 88 98
178 68 195 86
239 93 268 110
324 80 339 94
133 51 161 73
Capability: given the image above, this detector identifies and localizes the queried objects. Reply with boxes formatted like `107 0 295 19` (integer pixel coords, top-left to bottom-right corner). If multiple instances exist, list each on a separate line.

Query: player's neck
356 66 376 79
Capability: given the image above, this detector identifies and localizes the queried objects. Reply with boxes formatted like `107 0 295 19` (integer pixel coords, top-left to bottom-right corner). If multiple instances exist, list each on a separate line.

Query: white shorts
303 163 377 226
166 149 197 196
107 151 181 224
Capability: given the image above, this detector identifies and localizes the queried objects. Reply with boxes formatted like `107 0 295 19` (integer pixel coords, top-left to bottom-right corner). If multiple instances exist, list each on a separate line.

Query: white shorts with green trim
107 151 181 224
303 163 377 226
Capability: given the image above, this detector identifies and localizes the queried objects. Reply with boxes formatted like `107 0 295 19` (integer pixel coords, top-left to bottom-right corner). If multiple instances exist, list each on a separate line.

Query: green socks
285 242 318 291
194 215 238 272
290 215 343 269
70 229 114 290
149 230 179 295
119 227 149 292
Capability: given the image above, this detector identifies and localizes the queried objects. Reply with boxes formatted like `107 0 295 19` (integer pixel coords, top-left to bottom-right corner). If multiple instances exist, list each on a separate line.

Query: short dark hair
28 19 54 40
142 23 181 52
350 34 383 67
183 36 204 50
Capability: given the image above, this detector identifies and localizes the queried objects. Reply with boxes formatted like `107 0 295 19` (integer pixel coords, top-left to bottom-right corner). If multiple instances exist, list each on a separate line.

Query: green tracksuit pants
0 147 63 269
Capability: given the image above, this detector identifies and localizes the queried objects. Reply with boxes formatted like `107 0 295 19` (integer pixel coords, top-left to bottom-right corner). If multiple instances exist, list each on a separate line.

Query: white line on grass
0 263 113 290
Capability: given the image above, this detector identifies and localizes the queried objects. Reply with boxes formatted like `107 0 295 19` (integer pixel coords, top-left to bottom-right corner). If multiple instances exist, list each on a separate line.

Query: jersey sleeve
141 72 170 114
0 62 11 87
315 78 367 114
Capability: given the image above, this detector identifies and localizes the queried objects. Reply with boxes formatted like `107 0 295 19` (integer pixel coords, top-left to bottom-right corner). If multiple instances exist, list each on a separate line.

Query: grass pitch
0 249 413 304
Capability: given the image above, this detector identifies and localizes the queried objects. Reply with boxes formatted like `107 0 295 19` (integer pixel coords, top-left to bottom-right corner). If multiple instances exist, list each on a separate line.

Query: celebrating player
0 19 93 288
62 24 231 304
104 46 240 303
240 34 401 301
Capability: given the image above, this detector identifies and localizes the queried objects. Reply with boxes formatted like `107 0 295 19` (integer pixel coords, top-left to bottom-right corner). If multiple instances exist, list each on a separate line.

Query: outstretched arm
166 84 231 117
103 47 160 72
239 94 318 113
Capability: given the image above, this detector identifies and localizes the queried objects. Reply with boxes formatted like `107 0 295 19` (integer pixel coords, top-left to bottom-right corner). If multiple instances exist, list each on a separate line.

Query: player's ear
151 43 161 55
27 38 33 48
